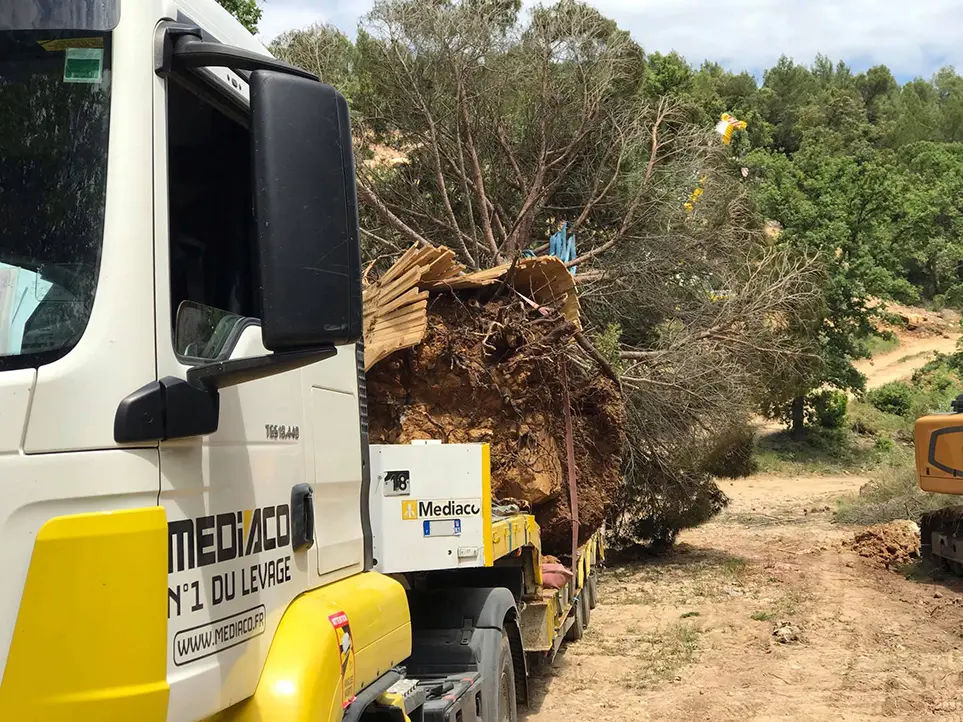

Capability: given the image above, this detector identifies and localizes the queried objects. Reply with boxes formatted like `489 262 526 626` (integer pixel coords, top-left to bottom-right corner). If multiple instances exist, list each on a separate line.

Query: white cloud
257 0 373 44
258 0 963 79
600 0 963 80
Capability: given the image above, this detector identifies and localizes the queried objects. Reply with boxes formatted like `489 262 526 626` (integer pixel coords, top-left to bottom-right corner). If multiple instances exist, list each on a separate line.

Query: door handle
291 483 315 552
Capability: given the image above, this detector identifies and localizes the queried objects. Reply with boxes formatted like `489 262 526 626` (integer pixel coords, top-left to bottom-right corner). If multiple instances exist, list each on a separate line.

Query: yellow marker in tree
715 112 747 145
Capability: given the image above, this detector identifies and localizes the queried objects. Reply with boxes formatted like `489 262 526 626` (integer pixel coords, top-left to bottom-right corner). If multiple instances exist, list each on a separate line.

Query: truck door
151 66 312 720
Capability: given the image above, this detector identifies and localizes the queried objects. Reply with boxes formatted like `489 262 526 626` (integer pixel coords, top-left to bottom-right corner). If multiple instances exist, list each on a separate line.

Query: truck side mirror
250 71 363 352
115 31 365 444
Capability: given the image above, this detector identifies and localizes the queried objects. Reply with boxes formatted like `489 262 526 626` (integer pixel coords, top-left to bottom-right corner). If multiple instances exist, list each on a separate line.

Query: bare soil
850 521 921 569
522 474 963 721
854 334 961 390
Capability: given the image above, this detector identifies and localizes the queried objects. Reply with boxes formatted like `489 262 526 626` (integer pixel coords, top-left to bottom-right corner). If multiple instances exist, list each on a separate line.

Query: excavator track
920 506 963 574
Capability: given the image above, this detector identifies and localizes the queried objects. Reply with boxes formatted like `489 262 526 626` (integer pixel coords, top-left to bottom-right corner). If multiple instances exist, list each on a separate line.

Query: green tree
216 0 261 34
747 140 910 435
270 24 358 99
644 51 694 99
877 78 941 147
856 65 898 124
759 56 816 154
892 142 963 298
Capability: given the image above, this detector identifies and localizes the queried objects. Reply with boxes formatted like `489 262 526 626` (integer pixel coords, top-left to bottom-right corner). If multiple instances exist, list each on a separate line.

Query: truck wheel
588 570 598 610
565 595 584 642
495 629 517 722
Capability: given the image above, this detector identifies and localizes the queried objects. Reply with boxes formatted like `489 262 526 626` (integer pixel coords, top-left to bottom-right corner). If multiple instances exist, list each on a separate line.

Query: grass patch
848 399 912 442
721 556 748 576
773 590 804 617
856 331 900 358
679 610 700 619
750 611 775 621
635 622 701 685
755 426 887 475
899 560 937 582
834 455 956 525
896 351 929 364
589 620 703 685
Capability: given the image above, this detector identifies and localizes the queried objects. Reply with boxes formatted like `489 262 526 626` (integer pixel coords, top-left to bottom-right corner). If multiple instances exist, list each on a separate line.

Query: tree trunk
790 395 805 440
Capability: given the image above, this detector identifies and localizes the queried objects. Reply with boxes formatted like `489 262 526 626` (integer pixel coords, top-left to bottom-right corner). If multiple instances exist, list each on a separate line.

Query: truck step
417 673 484 722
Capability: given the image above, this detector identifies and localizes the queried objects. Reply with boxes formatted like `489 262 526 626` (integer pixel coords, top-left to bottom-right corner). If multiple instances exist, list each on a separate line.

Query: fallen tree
364 245 623 554
273 0 826 553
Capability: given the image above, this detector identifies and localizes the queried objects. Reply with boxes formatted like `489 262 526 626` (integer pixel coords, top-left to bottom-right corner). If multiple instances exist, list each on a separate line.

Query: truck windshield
0 31 111 370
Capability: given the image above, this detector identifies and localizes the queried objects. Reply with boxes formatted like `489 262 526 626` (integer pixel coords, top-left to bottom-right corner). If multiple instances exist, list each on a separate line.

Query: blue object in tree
548 221 577 275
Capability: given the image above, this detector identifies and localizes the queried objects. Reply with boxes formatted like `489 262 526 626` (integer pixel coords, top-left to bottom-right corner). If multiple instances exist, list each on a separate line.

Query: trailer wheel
580 588 591 629
495 629 518 722
588 570 598 610
565 595 584 642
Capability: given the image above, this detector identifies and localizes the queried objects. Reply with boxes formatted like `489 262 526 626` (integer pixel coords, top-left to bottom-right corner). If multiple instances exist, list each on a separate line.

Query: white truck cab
0 2 403 719
0 3 602 721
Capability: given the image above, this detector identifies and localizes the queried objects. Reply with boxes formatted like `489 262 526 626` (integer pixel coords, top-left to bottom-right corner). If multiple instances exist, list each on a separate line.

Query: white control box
370 442 490 574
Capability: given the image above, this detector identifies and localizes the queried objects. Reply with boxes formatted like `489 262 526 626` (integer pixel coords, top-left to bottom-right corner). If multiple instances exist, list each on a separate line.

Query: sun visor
0 0 119 31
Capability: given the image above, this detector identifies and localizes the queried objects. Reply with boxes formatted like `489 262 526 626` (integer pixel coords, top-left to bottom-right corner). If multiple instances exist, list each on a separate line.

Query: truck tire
588 570 598 610
495 628 518 722
565 595 584 642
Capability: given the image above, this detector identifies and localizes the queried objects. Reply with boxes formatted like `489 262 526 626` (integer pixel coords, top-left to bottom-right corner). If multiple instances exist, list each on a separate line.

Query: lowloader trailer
366 442 604 721
0 2 603 719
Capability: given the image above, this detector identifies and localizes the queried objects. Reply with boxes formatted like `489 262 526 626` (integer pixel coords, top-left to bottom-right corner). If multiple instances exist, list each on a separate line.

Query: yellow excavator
915 405 963 567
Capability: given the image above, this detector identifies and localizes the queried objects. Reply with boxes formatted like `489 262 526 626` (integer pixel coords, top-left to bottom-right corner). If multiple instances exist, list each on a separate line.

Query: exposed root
367 293 625 553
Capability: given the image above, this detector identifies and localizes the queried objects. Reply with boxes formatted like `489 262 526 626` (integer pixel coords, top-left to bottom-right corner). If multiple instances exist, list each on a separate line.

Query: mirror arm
115 349 338 443
115 377 219 444
156 23 318 82
186 347 338 391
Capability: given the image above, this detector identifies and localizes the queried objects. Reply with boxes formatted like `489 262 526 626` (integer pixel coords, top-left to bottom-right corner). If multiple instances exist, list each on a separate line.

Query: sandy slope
854 334 961 390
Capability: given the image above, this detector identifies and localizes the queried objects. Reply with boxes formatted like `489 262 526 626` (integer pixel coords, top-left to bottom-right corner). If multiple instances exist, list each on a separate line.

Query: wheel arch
406 586 529 710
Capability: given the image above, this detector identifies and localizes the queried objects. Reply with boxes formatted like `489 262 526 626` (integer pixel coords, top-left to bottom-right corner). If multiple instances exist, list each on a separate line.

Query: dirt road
522 475 963 721
854 334 960 390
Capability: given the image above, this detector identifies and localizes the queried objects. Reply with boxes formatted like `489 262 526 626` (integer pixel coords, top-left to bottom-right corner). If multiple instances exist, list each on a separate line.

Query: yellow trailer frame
488 513 605 662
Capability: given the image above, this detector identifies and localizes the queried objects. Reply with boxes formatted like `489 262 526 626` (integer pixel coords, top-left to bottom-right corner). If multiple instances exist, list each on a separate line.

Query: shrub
849 399 910 440
874 436 895 453
701 423 758 479
834 457 956 525
866 381 915 417
945 283 963 310
811 389 848 429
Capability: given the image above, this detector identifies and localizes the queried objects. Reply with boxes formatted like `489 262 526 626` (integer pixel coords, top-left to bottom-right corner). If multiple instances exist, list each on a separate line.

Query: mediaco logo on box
401 499 482 520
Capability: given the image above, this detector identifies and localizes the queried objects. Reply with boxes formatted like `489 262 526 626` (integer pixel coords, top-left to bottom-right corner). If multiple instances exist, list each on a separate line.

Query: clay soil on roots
367 294 625 554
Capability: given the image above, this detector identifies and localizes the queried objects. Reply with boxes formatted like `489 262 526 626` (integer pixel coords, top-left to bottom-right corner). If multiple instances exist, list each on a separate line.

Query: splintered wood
363 245 464 371
362 244 581 371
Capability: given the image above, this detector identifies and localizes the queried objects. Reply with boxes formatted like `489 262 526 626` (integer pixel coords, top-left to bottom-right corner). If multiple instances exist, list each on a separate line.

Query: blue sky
256 0 963 83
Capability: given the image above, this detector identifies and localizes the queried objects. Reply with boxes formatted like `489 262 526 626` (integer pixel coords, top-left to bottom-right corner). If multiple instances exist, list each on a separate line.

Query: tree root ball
366 294 626 555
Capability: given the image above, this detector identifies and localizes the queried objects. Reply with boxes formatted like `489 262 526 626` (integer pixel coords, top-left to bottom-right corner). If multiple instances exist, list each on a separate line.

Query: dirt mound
850 520 921 568
367 294 625 554
869 300 960 339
